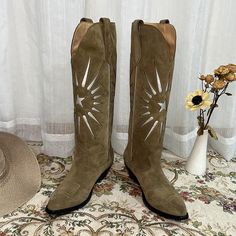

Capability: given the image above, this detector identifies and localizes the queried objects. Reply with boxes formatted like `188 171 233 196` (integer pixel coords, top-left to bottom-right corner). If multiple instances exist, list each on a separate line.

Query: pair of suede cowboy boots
46 18 188 221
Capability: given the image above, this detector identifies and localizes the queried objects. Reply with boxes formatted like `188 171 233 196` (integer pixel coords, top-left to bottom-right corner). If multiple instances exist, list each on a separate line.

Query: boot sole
126 165 189 221
45 167 110 216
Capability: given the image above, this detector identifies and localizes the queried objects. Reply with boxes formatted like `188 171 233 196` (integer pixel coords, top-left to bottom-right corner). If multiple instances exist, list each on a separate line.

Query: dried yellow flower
224 72 235 82
226 64 236 73
205 74 214 84
213 80 226 89
185 90 211 111
214 65 230 76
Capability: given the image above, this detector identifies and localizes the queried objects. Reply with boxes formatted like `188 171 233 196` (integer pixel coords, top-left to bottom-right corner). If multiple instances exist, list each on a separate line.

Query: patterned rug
0 150 235 236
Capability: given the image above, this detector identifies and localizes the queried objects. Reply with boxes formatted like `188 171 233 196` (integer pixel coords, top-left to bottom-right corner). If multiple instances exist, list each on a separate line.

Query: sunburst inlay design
75 57 102 137
141 68 169 141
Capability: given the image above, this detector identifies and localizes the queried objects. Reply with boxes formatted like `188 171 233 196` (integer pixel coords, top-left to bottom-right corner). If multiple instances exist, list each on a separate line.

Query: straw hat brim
0 132 41 217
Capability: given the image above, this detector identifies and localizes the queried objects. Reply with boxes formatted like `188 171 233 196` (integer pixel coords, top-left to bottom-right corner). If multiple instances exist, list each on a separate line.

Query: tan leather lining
71 22 93 56
146 23 176 59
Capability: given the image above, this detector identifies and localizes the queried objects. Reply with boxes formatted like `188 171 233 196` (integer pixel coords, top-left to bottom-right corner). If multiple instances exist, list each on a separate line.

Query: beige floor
0 150 235 235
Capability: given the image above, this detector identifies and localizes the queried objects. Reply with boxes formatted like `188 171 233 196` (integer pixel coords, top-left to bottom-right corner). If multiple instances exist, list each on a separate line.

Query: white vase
185 130 208 176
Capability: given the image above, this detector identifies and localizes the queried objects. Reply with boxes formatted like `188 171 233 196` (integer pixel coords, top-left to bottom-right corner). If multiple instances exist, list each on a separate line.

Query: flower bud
214 66 230 76
199 75 205 81
213 80 225 89
205 74 214 83
224 73 235 82
226 64 236 73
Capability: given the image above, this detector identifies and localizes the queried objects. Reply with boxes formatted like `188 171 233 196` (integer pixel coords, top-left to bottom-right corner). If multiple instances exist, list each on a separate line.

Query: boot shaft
71 18 116 155
126 20 176 166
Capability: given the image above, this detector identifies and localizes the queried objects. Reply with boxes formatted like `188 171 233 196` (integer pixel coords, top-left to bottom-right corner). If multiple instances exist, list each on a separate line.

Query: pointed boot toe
46 193 67 215
46 189 92 215
46 184 81 214
144 190 188 220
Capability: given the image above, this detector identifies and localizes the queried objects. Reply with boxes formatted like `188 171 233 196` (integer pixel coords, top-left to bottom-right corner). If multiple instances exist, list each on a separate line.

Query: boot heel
96 168 110 183
126 165 139 184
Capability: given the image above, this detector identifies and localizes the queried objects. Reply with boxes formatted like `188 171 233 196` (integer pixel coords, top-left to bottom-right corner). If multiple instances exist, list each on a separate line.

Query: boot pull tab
158 19 176 60
71 18 93 57
131 20 144 66
80 18 93 23
159 19 170 24
99 18 113 64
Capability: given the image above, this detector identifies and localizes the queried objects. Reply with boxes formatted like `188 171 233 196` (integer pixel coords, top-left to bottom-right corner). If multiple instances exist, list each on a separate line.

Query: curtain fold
0 0 236 160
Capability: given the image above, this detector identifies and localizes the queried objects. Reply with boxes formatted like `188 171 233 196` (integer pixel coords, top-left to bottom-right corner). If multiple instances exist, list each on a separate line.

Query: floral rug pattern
0 150 236 236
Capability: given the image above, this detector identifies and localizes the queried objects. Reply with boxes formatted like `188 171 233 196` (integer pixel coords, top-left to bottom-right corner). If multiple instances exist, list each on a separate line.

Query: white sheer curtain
0 0 236 160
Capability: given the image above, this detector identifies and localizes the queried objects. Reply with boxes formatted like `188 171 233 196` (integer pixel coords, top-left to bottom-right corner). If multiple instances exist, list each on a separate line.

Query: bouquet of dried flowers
185 64 236 139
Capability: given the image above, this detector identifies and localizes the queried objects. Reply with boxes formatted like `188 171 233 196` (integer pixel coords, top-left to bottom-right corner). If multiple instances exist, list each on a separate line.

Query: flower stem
204 82 229 129
204 95 219 129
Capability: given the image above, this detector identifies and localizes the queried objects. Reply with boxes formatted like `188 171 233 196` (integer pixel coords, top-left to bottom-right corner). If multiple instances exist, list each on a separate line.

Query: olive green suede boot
46 18 116 215
124 20 188 220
